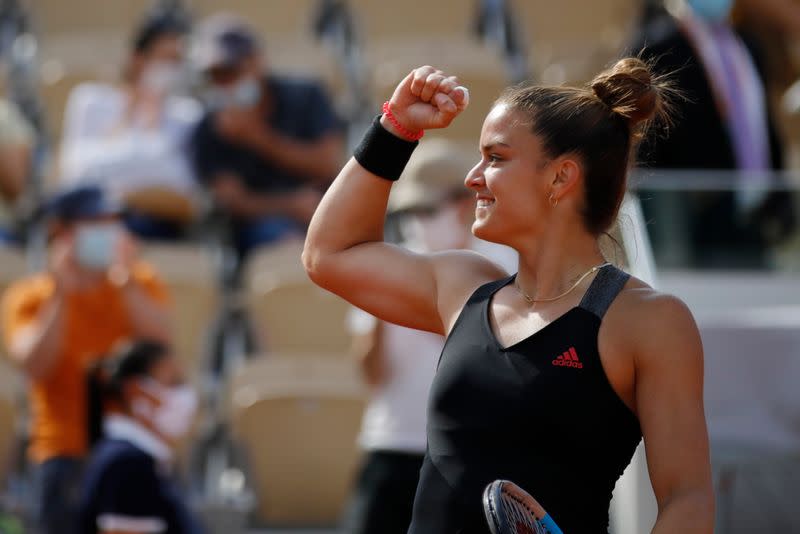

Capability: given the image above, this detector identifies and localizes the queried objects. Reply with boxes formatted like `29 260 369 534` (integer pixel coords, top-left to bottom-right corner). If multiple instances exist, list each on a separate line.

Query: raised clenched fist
382 66 469 138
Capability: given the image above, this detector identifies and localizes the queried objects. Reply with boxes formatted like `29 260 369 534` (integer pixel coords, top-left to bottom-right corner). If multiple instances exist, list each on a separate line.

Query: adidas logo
552 347 583 369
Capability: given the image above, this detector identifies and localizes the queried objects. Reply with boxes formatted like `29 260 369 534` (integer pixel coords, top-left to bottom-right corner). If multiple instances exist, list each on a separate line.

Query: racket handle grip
541 514 564 534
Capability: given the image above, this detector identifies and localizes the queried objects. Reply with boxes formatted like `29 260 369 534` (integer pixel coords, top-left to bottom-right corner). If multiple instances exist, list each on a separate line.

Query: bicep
635 299 712 507
0 143 30 199
311 244 497 335
313 242 443 333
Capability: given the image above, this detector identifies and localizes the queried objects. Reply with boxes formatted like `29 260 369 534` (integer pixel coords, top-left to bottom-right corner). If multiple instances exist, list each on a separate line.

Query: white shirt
59 82 201 199
104 414 172 464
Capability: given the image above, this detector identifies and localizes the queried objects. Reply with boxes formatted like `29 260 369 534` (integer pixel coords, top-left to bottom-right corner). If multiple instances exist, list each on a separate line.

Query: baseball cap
191 13 260 72
389 139 476 214
43 186 124 222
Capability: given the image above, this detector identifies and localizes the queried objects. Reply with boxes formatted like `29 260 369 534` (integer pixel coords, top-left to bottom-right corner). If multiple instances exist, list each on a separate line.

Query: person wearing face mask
189 13 345 258
0 186 171 534
631 0 795 268
78 340 202 534
58 10 202 240
343 141 516 534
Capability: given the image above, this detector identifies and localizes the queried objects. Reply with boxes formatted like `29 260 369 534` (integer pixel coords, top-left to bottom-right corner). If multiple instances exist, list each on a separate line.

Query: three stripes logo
552 347 583 369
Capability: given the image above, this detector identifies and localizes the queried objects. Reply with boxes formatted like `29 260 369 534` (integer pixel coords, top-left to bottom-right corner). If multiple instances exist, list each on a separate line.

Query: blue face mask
75 223 121 271
231 77 262 108
687 0 733 23
205 77 262 110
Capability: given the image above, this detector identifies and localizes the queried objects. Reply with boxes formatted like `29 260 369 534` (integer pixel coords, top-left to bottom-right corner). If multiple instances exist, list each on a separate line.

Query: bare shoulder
602 276 702 368
611 277 695 324
431 249 509 331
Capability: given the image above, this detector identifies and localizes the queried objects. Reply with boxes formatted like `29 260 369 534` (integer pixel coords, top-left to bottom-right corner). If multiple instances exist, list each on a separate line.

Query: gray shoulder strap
578 265 631 319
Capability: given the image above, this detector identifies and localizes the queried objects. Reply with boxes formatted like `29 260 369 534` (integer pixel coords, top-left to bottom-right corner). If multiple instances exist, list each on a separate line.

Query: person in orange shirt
1 186 171 534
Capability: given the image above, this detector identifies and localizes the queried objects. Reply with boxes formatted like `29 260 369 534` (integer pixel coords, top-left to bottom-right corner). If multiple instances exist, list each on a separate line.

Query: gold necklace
513 262 611 304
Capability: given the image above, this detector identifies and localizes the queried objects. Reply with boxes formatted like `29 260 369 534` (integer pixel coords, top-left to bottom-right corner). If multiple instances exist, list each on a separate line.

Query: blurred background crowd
0 0 798 533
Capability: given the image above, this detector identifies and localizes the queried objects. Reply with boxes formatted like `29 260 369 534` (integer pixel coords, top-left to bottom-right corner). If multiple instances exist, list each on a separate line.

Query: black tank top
409 265 641 534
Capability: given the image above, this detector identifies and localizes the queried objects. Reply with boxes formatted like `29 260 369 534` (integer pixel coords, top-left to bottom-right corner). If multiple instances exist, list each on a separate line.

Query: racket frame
482 479 564 534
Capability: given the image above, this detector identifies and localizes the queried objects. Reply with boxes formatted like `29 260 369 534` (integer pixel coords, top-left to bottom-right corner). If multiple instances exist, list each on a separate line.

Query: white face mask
74 223 122 271
205 76 262 110
132 379 198 439
400 204 468 252
140 61 183 95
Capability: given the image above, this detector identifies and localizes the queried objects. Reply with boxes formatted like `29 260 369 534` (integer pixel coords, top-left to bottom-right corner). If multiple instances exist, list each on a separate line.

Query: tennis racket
483 480 564 534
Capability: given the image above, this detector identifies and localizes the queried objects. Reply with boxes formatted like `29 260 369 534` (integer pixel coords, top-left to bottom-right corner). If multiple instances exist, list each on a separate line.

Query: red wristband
382 101 424 141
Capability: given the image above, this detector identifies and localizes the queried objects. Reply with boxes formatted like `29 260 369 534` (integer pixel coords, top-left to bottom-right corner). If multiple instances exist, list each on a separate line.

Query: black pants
343 450 425 534
33 457 84 534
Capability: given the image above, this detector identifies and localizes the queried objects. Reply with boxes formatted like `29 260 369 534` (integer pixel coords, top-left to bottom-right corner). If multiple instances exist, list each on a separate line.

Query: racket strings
500 491 547 534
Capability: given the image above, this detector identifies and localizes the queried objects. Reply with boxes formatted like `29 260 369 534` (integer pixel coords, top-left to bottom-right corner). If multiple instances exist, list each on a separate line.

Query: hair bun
591 58 661 129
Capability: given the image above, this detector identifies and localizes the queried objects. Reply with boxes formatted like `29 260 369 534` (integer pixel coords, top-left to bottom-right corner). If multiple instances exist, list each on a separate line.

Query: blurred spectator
343 141 515 534
0 98 35 244
633 0 795 268
0 186 170 534
79 340 202 534
189 14 344 257
58 12 201 241
735 0 800 99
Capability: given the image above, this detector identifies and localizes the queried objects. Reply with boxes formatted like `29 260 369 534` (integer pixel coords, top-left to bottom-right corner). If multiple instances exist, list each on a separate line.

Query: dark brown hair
86 339 170 447
497 57 676 235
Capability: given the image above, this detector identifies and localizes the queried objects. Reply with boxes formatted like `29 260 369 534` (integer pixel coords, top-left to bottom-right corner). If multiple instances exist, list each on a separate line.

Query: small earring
549 193 558 208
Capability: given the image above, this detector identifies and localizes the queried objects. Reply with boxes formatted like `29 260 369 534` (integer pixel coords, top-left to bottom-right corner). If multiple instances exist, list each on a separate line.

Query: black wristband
353 115 419 181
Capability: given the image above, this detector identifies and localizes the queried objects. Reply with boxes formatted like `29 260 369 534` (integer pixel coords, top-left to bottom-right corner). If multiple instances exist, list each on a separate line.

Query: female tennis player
303 59 714 533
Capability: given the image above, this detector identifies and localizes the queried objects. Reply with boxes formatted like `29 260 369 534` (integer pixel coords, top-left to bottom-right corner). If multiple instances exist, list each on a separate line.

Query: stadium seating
368 51 509 144
347 0 478 41
347 0 512 143
191 0 347 99
30 0 155 38
244 239 352 355
0 360 21 489
139 243 219 379
0 248 26 490
0 247 28 300
508 0 642 83
227 355 366 525
191 0 321 38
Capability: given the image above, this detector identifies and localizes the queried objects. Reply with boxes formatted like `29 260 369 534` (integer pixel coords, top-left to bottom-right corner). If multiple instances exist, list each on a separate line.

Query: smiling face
465 103 562 248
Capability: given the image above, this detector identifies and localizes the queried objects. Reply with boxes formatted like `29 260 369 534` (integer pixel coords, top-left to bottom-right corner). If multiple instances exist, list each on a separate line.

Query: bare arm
630 295 715 533
352 320 387 388
243 130 343 185
113 236 171 345
215 109 344 186
0 143 30 202
303 67 498 334
118 280 171 345
8 293 67 381
211 173 320 222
